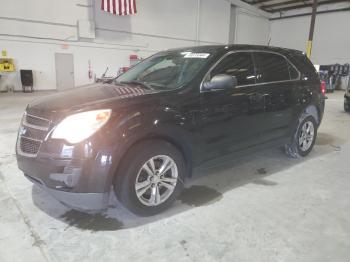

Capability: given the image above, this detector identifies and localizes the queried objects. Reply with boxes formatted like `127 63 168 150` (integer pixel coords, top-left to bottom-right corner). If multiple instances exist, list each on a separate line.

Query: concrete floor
0 91 349 262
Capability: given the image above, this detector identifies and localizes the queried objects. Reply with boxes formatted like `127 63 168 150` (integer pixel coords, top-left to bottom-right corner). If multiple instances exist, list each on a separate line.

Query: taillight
320 81 326 95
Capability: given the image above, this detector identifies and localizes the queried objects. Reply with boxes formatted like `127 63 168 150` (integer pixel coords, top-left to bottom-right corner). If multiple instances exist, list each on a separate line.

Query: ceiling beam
250 0 276 5
270 3 316 12
261 0 309 10
270 6 350 20
269 0 350 13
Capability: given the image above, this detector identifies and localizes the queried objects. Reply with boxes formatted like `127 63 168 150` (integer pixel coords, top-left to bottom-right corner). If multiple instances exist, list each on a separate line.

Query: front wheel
114 140 186 216
285 115 318 158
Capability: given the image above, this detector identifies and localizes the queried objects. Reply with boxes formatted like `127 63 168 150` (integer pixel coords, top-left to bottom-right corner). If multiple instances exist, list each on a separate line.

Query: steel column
306 0 318 58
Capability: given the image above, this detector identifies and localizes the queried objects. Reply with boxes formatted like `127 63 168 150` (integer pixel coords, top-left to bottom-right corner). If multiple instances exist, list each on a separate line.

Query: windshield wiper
146 82 166 89
120 80 153 90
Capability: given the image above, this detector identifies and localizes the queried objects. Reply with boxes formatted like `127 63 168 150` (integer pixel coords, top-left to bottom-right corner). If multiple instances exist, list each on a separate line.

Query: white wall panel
199 0 231 44
95 0 198 41
0 0 89 25
235 9 270 45
270 11 350 64
0 20 77 40
0 0 267 90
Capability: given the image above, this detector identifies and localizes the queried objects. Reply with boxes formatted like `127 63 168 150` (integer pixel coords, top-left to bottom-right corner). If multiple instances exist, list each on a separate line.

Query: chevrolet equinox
16 45 325 216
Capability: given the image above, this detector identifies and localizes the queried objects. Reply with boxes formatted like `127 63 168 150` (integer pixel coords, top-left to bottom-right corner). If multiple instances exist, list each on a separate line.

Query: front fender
105 105 196 187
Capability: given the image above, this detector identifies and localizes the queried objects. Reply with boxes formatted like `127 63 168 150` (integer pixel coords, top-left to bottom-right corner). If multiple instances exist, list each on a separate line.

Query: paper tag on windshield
184 53 210 59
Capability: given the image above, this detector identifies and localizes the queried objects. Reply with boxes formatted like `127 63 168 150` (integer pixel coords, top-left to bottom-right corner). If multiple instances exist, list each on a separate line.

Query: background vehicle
345 77 350 112
16 45 325 216
95 67 115 83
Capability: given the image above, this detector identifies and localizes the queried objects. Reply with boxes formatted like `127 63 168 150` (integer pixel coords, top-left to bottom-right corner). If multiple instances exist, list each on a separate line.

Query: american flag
101 0 137 16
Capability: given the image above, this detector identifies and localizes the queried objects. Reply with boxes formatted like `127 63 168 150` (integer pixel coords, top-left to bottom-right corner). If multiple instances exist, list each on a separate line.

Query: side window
210 52 256 86
288 63 299 80
254 53 290 82
293 53 318 81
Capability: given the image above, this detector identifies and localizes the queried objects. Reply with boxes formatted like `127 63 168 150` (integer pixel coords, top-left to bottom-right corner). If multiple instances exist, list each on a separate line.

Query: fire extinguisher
130 54 141 67
88 60 93 80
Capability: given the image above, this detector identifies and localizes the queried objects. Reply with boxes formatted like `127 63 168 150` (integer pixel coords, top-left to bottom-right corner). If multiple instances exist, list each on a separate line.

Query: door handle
249 93 268 103
261 93 271 104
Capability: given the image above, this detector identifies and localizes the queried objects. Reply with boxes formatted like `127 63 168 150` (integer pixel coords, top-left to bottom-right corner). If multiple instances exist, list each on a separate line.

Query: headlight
51 109 111 144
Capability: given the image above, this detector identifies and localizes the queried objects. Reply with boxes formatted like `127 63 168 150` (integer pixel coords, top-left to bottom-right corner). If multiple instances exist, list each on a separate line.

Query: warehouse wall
0 0 269 90
270 3 350 65
235 9 270 45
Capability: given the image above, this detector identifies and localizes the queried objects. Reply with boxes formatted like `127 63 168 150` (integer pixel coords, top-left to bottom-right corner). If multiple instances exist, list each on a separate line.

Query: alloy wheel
298 121 315 152
135 155 178 206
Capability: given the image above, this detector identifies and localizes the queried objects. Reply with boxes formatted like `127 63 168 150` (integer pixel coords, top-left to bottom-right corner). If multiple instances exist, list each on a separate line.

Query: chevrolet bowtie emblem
19 126 27 136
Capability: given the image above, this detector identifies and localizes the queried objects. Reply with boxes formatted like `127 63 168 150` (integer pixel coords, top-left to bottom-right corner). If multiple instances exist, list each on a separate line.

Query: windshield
115 51 212 90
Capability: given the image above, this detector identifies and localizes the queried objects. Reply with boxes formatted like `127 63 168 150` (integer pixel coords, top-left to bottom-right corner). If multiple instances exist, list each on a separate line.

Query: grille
24 113 50 129
23 126 47 140
19 137 41 155
17 112 51 157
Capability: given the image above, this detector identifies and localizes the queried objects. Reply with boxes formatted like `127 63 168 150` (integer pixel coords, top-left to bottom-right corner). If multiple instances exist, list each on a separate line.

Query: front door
55 53 75 91
199 52 265 163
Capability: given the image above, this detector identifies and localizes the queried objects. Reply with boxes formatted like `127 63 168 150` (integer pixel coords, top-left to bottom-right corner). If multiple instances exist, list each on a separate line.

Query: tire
285 115 318 158
345 102 350 112
114 140 186 216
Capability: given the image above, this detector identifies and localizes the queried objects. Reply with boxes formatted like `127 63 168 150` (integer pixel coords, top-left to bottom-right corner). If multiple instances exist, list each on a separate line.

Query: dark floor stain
180 240 188 251
316 133 345 146
31 231 45 247
179 185 223 207
257 168 267 175
180 240 187 245
252 178 278 186
60 210 123 231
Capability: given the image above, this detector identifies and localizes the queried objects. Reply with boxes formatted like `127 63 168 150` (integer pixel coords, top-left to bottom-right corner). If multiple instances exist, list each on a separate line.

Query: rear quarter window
290 53 319 81
288 63 300 80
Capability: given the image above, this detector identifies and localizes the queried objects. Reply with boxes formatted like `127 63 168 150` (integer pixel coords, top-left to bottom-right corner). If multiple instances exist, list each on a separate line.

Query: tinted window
210 52 256 86
292 52 318 81
288 63 299 79
254 53 290 82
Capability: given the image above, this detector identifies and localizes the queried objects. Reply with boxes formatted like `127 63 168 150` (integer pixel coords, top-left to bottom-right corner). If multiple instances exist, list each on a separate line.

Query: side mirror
202 74 237 91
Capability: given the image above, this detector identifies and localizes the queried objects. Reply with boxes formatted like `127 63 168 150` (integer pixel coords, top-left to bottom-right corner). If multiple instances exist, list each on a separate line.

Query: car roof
167 44 303 57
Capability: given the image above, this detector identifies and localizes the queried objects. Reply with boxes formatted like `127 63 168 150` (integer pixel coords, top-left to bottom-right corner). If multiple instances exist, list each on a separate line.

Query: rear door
252 52 299 142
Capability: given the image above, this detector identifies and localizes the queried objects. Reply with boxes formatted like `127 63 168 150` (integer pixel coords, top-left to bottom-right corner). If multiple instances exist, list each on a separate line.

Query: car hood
27 83 158 117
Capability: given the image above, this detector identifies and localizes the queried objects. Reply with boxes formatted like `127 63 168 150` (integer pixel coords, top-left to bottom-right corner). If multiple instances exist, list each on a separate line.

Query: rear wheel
285 115 318 158
114 140 185 216
345 101 350 112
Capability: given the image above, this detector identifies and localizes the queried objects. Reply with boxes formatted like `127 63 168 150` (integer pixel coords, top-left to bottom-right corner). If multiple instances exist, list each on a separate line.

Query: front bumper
17 142 115 211
25 173 109 211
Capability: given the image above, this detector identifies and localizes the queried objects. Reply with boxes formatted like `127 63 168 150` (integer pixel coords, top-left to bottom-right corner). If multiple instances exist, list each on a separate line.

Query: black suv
16 45 325 216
